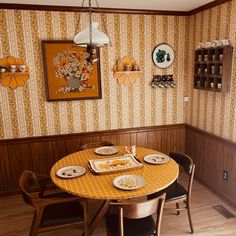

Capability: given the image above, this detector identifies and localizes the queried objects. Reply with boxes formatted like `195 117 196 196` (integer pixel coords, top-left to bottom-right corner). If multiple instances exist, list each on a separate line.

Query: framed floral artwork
42 40 102 101
152 43 175 69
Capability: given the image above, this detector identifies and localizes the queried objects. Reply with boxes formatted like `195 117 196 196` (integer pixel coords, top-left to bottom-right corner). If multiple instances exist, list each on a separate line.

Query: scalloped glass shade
73 22 110 47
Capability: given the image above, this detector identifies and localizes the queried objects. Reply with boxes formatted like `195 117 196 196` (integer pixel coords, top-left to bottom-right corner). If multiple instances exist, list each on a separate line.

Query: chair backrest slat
169 152 195 201
79 141 114 151
121 196 165 219
110 193 166 236
169 152 193 174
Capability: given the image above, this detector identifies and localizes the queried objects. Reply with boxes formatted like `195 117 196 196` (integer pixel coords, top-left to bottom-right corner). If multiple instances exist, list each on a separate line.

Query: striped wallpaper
186 0 236 142
0 9 186 139
0 1 235 142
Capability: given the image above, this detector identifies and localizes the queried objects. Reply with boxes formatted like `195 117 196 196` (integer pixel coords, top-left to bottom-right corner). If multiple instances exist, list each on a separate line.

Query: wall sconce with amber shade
0 56 29 89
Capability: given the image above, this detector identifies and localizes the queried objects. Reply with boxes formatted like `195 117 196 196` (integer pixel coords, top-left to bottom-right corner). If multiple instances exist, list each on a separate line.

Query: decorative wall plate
152 44 175 69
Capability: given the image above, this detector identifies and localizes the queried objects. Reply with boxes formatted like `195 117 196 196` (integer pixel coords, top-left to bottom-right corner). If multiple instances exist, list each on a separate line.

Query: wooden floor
1 174 236 236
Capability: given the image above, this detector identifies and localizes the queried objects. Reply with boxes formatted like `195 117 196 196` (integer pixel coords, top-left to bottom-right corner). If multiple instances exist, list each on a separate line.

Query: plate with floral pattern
113 174 146 190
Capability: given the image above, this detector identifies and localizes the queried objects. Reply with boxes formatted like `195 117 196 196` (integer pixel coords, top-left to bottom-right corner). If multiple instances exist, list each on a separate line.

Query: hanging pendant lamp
73 0 111 64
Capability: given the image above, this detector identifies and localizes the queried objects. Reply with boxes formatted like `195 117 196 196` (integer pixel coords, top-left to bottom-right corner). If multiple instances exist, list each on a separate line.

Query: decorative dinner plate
113 174 146 190
56 166 86 179
94 146 119 156
88 155 143 174
144 153 170 165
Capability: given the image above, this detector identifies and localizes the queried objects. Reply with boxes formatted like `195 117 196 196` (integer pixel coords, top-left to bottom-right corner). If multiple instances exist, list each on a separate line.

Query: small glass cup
198 55 202 61
124 64 132 71
133 64 140 71
210 82 214 88
212 55 216 61
204 68 208 74
219 54 223 61
0 67 6 72
217 83 222 89
10 65 17 73
18 64 26 72
219 66 223 74
204 55 208 61
211 66 215 74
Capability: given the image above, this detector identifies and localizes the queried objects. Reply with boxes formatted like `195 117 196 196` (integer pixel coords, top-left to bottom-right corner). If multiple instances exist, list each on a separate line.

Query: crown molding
0 0 232 16
188 0 232 15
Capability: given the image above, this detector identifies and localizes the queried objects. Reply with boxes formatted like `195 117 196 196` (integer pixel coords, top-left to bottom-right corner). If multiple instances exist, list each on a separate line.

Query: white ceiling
1 0 215 12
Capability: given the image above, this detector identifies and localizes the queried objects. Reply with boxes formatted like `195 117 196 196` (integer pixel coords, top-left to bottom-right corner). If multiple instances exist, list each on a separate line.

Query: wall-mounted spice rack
194 46 233 93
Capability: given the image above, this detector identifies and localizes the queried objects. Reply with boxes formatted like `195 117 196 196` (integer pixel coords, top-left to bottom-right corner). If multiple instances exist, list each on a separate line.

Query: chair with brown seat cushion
148 152 195 233
19 170 88 236
79 141 114 151
106 193 166 236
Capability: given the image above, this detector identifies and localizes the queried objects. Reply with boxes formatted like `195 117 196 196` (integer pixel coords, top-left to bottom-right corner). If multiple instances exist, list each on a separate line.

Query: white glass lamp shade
73 22 110 47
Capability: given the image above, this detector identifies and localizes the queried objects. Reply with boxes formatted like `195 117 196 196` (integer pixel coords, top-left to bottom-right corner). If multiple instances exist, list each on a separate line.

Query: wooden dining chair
148 152 195 233
19 170 89 236
79 141 114 150
106 193 166 236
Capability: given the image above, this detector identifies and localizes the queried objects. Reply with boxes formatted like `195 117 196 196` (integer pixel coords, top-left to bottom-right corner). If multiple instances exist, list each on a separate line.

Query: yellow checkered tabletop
50 147 179 200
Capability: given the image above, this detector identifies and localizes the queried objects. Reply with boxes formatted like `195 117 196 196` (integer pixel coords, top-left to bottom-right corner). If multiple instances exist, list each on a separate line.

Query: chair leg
29 209 43 236
187 200 194 233
176 203 180 215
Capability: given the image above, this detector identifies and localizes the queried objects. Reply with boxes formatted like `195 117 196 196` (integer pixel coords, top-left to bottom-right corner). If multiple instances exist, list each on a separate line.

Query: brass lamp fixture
73 0 111 64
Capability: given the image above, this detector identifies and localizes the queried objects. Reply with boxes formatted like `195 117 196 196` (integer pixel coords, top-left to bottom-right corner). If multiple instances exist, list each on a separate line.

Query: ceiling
0 0 215 12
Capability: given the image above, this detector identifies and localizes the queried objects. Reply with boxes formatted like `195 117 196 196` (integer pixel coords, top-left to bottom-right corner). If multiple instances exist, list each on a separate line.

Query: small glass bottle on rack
219 66 223 75
211 65 215 74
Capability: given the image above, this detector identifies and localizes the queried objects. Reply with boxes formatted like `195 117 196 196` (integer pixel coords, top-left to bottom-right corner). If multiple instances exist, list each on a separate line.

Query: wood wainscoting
186 124 236 208
0 124 185 196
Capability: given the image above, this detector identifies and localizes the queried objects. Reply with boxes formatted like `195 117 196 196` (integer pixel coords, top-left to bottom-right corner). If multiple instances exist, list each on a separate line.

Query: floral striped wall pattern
186 0 236 142
0 10 187 139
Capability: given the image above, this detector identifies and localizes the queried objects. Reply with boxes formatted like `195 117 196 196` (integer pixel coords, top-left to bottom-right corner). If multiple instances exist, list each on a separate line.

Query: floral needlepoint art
42 41 101 101
53 50 94 93
0 56 29 89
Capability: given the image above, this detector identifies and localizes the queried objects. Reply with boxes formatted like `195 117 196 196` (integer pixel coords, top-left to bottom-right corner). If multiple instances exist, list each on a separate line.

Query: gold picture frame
42 40 102 101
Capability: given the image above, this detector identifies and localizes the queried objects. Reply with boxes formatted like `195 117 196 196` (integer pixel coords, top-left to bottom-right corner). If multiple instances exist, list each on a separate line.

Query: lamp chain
89 0 92 44
94 0 110 45
75 0 85 35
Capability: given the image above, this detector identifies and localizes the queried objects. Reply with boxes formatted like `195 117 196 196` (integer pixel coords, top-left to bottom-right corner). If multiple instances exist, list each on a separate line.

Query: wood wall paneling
2 123 236 209
0 124 185 195
185 125 236 208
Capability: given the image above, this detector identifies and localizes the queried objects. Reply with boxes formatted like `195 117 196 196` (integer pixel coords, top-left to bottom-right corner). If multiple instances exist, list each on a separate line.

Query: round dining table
50 146 179 235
